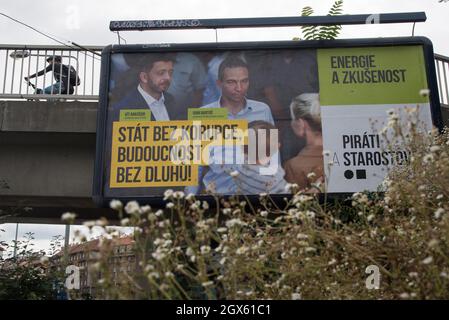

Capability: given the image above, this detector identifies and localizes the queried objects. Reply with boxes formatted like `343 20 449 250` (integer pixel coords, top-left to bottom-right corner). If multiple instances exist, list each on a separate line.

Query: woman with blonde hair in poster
283 93 324 191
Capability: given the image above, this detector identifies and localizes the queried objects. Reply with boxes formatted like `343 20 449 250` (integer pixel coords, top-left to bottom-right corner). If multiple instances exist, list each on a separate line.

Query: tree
297 0 344 40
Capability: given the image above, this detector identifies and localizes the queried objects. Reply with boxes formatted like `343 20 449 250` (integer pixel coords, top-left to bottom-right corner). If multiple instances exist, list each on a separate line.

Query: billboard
93 37 442 206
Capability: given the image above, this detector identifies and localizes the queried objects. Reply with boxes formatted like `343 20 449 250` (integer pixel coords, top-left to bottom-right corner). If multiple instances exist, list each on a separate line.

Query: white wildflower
202 201 209 210
297 233 308 240
434 208 445 219
430 145 440 153
236 246 249 255
284 183 298 193
306 211 316 219
61 212 76 223
399 293 410 299
109 199 123 211
155 209 164 217
291 293 301 300
124 201 141 215
202 281 214 287
162 232 171 239
148 272 159 279
367 214 375 222
217 227 227 233
436 194 444 200
173 191 185 199
225 218 247 228
166 202 174 209
421 256 433 265
147 213 157 221
186 193 195 201
196 220 209 230
120 218 130 226
259 192 268 197
186 247 194 256
245 291 254 297
423 154 434 164
83 220 95 228
230 170 239 177
95 219 108 227
260 210 268 217
419 89 430 97
307 172 316 179
200 245 211 255
165 271 174 278
144 265 154 273
163 240 173 248
163 189 174 200
428 239 439 248
152 251 166 261
141 205 151 214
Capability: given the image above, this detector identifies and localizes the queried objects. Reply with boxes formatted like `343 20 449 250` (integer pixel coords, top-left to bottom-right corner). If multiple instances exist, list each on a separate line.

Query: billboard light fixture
109 12 427 32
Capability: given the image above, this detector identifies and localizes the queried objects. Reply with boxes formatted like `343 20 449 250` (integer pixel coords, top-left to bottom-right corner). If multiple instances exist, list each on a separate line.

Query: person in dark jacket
25 55 79 94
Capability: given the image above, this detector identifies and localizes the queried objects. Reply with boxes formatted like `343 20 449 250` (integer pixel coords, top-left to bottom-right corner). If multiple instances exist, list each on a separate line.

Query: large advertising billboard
93 37 442 206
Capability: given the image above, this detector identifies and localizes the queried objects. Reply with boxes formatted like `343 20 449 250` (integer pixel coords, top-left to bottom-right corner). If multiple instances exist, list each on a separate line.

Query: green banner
119 109 151 121
318 46 429 106
188 108 228 120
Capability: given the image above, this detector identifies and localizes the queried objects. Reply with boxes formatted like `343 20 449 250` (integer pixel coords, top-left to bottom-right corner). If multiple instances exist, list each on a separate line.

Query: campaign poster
95 40 438 202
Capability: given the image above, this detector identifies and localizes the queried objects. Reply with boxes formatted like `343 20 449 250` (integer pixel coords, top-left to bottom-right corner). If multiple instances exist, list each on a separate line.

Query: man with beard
111 53 181 120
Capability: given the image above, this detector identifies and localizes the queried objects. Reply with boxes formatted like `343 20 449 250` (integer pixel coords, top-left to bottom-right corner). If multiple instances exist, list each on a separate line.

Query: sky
0 0 448 255
0 0 448 53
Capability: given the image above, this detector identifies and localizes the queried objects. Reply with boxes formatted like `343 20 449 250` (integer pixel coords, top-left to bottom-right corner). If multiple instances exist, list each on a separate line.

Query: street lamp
9 50 30 59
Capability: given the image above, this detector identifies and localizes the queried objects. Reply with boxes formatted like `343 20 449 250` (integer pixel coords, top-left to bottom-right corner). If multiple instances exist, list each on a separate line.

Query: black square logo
356 169 366 180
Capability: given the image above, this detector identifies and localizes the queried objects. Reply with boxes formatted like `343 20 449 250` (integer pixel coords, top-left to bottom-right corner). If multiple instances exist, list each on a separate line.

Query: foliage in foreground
73 120 449 299
0 233 63 300
2 107 449 300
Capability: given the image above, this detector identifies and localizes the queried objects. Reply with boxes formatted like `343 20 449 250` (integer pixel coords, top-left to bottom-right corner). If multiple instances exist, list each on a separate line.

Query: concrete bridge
0 100 117 222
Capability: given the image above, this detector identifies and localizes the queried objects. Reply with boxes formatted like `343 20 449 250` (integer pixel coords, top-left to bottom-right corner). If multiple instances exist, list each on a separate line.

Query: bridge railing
0 44 448 106
435 53 449 107
0 44 102 101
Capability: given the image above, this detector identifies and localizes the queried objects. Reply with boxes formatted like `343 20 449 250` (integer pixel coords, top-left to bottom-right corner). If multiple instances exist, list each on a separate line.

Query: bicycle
25 80 66 102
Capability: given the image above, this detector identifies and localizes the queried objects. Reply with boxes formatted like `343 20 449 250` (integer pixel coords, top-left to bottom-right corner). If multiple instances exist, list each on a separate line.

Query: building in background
51 235 136 299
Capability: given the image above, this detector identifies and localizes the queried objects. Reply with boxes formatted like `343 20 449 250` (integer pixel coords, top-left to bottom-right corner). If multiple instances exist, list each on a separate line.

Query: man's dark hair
218 56 249 81
139 53 176 72
47 55 62 63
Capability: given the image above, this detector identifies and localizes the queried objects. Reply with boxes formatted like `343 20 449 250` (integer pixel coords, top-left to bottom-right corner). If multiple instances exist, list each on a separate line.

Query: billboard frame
93 36 443 207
